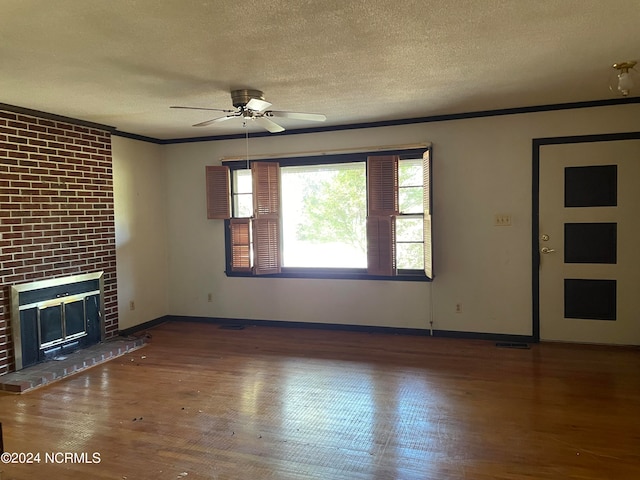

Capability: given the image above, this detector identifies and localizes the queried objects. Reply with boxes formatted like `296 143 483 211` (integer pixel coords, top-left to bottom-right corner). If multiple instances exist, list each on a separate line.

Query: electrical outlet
207 293 213 303
494 214 512 226
455 303 463 313
129 300 135 311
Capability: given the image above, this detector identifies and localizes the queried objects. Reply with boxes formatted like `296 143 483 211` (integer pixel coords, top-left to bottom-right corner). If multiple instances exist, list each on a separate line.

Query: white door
539 139 640 344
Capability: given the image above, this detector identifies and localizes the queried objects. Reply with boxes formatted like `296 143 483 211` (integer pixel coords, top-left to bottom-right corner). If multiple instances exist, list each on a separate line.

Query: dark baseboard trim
430 329 535 343
165 315 536 343
118 316 171 337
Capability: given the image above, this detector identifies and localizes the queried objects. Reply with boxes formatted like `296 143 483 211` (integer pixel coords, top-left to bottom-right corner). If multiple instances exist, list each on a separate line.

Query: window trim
222 147 432 282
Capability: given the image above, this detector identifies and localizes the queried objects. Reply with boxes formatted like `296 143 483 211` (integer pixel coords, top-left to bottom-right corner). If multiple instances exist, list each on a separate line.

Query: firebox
10 272 105 370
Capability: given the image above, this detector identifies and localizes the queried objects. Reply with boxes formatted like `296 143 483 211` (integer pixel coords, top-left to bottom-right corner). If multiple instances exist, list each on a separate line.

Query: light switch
494 214 512 226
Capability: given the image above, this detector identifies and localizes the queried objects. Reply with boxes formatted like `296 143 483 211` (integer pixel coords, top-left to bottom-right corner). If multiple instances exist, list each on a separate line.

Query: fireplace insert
10 272 105 370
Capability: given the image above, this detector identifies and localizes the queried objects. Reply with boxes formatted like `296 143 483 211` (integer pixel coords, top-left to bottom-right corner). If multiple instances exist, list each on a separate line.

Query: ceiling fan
170 89 327 133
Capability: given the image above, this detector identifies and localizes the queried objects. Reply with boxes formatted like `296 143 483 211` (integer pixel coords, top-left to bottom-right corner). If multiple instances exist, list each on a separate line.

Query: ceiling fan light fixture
612 61 637 96
617 72 634 96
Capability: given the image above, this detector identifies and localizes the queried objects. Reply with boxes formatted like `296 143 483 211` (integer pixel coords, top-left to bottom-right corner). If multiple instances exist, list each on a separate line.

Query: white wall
125 103 639 336
112 136 169 330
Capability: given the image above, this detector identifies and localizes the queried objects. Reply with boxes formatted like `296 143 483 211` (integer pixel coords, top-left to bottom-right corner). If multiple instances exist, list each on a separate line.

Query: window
210 147 432 281
397 158 425 270
281 162 367 268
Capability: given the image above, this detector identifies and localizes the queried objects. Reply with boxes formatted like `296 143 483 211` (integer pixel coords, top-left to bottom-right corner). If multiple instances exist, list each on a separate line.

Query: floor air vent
495 342 530 349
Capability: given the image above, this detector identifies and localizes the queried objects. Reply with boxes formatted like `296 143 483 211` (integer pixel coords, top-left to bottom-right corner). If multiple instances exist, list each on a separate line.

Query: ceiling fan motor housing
231 89 265 108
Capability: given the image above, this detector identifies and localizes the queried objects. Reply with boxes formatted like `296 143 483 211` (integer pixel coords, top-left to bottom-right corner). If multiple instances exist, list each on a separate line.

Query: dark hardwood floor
0 321 639 479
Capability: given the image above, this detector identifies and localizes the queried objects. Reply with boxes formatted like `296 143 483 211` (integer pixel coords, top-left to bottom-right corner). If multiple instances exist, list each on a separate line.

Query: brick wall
0 109 118 375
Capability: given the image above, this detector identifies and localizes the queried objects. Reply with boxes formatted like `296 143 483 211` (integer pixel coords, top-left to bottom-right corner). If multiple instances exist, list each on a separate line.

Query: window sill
224 267 432 282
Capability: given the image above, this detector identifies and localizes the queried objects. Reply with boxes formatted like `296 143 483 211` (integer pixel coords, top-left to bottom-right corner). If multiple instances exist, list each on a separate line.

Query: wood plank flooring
0 321 639 479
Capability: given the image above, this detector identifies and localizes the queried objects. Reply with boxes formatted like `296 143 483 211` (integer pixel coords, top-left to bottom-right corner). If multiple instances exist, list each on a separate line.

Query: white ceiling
1 0 638 140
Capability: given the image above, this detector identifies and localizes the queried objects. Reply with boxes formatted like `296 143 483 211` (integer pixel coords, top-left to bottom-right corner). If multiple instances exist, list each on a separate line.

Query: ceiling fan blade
193 115 238 127
170 106 235 113
253 117 285 133
268 111 327 122
246 98 272 113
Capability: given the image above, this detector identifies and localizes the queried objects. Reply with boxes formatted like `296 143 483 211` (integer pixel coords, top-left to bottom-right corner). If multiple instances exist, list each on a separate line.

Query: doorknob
541 247 556 254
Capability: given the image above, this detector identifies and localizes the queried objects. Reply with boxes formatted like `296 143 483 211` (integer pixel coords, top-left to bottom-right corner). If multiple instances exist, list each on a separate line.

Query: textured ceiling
1 0 638 140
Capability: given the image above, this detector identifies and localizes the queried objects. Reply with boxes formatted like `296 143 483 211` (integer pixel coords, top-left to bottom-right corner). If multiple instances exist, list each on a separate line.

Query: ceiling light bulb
612 61 636 96
617 72 633 96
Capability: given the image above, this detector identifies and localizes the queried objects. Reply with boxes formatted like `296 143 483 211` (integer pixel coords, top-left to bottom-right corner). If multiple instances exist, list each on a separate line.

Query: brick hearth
0 336 147 393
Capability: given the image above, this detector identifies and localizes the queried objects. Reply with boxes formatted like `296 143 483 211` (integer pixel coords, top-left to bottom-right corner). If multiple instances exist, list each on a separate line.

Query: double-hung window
206 147 433 281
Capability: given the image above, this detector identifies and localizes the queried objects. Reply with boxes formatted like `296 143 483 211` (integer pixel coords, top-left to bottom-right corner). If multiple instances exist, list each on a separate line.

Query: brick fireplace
0 107 118 374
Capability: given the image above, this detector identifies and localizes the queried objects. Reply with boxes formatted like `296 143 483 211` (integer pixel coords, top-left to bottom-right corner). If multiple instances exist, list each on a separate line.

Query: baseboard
431 329 535 343
165 315 536 343
118 316 171 337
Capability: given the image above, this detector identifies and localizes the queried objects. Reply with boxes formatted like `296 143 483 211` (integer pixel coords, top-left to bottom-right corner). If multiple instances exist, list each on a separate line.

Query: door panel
564 222 616 264
539 140 640 344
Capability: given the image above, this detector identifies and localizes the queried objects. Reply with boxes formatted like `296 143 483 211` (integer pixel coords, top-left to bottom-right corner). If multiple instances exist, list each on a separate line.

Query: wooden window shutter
367 216 396 275
251 162 281 275
367 155 399 216
423 150 434 278
366 155 398 275
205 166 231 219
252 162 280 217
253 218 281 275
229 218 252 272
